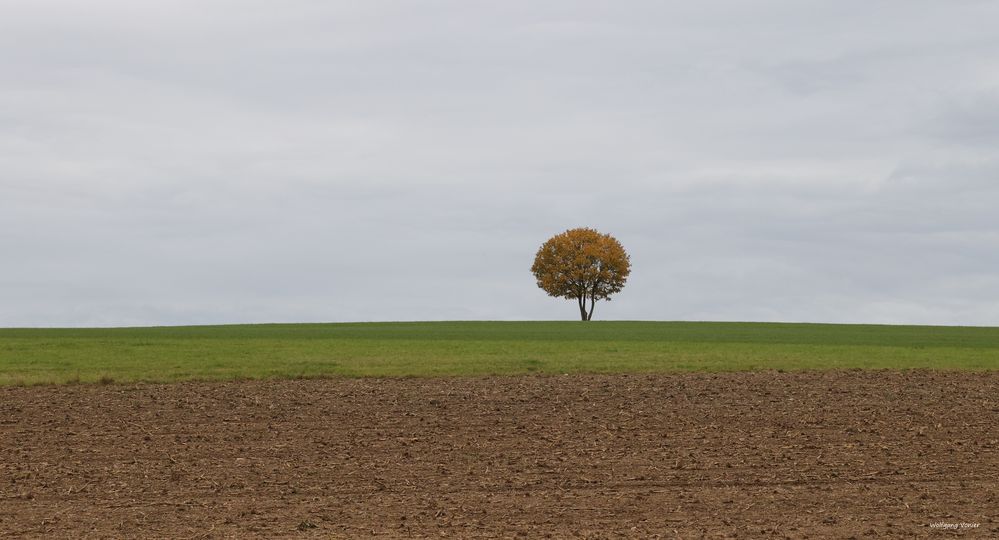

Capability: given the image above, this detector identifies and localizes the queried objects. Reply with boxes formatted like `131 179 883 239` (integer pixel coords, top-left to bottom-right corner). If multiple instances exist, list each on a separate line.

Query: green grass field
1 321 998 385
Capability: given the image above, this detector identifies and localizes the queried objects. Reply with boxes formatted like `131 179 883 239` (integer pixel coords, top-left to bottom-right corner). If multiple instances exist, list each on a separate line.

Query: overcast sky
2 1 999 327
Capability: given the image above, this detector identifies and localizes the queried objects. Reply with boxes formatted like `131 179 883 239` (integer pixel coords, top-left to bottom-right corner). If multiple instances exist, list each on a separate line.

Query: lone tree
531 227 631 321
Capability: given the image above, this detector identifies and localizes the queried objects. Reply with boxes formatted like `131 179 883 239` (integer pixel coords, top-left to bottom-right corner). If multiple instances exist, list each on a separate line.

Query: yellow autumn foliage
531 228 631 320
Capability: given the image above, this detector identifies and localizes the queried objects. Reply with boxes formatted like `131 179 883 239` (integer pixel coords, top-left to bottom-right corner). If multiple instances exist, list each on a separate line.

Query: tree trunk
587 295 596 321
577 294 588 321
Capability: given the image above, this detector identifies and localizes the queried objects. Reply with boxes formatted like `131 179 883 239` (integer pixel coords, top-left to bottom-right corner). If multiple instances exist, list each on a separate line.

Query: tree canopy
531 228 631 321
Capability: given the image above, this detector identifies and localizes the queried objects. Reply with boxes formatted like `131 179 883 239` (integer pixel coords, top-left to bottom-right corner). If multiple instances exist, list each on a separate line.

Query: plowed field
2 371 996 538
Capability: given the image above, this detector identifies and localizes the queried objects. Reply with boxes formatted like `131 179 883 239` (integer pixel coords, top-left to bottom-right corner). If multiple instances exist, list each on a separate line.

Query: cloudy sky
2 1 999 327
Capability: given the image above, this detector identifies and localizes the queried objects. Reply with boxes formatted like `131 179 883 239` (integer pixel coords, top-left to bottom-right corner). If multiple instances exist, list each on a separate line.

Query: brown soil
1 371 997 538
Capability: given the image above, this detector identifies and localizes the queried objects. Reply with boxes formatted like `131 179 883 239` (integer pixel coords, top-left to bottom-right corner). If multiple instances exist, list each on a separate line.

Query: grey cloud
925 91 999 147
2 1 998 326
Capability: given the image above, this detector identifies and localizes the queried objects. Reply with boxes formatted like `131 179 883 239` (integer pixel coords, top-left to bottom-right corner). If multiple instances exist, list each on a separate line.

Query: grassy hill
1 321 998 385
